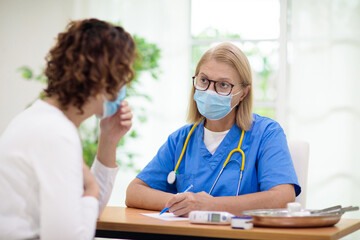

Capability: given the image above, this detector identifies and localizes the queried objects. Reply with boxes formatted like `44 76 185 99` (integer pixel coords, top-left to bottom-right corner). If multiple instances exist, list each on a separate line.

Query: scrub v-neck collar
196 121 243 170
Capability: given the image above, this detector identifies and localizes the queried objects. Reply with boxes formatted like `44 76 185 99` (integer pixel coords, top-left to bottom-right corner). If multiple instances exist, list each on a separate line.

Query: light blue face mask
97 86 127 119
194 89 240 120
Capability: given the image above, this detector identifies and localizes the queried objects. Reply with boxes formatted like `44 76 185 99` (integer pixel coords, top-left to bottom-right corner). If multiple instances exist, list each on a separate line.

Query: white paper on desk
141 212 189 221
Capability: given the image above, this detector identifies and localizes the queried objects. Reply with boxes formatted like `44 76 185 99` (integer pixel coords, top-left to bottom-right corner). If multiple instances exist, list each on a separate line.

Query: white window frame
189 0 288 128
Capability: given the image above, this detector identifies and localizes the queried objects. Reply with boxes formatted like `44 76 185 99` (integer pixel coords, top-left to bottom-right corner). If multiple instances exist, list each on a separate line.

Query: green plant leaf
17 66 33 80
129 130 138 138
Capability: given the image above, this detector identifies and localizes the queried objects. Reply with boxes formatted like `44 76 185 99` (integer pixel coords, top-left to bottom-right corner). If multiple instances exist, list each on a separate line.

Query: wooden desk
96 207 360 240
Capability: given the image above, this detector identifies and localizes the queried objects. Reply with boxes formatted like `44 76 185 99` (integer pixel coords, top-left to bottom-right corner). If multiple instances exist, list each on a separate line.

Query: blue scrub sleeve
256 122 301 196
136 128 187 194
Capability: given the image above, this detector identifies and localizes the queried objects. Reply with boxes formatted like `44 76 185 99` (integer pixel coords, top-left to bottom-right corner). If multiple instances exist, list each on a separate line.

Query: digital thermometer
189 211 234 225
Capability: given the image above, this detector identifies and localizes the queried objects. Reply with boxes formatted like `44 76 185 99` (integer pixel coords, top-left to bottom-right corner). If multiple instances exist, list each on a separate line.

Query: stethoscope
167 118 246 196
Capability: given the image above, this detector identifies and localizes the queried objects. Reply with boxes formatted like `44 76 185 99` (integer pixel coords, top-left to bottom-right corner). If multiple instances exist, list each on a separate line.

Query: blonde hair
187 42 253 131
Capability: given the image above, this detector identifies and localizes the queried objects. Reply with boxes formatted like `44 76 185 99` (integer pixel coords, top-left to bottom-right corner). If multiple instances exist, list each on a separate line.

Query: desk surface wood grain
97 207 360 240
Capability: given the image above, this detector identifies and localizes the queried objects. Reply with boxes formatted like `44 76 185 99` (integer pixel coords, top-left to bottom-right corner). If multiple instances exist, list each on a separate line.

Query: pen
159 184 193 215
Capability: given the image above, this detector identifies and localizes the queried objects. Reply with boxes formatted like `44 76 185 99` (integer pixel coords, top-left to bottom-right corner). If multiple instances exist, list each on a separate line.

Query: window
190 0 285 120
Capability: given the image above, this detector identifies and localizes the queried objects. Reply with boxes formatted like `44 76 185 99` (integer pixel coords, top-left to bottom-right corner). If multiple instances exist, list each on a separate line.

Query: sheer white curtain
102 0 191 206
287 0 360 219
71 0 192 205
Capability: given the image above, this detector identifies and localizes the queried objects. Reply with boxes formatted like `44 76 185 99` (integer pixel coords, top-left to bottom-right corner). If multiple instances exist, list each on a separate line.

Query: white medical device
231 216 253 229
189 211 234 225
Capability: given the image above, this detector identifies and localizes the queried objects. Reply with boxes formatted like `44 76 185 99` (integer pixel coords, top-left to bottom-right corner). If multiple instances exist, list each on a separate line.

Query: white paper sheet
141 212 189 221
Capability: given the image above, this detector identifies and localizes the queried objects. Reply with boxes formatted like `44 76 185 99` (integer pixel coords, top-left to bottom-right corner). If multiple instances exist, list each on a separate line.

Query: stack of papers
141 212 189 221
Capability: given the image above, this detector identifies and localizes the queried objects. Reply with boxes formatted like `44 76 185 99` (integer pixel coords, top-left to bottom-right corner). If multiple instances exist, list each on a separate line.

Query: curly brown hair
44 18 136 113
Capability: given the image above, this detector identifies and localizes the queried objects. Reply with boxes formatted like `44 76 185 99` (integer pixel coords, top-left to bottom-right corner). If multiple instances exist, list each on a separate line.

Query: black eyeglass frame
192 76 236 96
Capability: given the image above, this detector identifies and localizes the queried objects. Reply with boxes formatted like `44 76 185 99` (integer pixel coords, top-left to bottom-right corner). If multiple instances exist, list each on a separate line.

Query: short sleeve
136 131 183 194
257 122 301 196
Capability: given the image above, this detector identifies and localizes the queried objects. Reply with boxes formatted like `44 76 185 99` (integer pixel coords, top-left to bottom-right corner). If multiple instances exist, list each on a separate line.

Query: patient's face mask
97 86 126 119
193 89 240 120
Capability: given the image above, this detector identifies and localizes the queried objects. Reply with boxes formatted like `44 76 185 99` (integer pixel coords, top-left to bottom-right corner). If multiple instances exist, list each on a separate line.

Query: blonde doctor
126 42 300 216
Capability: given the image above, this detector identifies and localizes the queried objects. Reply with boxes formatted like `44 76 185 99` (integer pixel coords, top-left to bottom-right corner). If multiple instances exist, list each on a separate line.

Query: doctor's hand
165 191 214 217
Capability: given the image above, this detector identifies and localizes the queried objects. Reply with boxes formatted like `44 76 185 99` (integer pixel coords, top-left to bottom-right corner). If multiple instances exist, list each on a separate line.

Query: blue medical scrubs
137 114 301 197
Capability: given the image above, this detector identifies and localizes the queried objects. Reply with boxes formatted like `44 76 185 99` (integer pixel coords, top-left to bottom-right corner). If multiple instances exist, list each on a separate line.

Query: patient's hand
99 100 132 144
83 163 99 199
96 100 133 167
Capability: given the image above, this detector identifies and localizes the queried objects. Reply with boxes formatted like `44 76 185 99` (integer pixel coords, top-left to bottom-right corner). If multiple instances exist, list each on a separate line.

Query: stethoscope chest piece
167 171 176 184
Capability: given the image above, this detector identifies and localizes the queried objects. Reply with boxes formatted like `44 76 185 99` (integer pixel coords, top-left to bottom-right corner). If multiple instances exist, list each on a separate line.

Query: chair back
288 140 310 208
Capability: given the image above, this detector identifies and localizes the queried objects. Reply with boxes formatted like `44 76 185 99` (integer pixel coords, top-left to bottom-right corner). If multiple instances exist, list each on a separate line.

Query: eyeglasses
192 76 236 96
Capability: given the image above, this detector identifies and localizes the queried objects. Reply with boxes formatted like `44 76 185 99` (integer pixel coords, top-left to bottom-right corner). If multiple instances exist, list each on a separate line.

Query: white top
0 100 118 240
203 127 229 155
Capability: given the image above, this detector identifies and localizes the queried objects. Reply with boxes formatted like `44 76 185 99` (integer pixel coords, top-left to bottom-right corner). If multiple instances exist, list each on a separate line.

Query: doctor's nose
208 81 216 91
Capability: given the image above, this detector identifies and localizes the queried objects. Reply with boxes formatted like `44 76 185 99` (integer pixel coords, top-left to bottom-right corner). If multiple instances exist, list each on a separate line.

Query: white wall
0 0 75 132
287 0 360 220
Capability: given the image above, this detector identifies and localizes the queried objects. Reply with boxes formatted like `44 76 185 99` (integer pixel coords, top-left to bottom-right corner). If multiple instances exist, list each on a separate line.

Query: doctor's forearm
211 184 295 216
125 178 173 210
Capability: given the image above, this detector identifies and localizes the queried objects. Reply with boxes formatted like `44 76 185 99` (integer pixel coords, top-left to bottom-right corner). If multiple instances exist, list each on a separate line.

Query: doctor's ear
239 85 251 101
